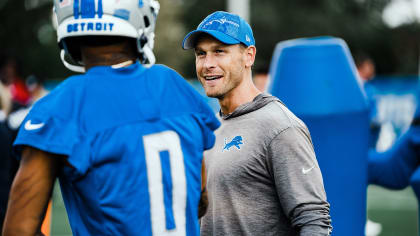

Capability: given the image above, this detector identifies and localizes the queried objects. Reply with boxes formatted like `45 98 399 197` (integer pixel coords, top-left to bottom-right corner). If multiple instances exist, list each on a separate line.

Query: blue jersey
14 63 220 236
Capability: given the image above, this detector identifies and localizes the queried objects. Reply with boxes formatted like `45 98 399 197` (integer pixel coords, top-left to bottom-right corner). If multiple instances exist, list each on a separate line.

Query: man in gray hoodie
182 11 332 235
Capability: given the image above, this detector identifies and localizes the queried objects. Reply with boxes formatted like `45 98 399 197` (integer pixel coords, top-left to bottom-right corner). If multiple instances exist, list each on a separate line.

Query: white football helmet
53 0 160 72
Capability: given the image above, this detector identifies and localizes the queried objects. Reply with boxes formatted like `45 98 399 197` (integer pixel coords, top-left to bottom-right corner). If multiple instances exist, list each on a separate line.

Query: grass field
49 182 418 236
367 185 418 236
50 182 71 236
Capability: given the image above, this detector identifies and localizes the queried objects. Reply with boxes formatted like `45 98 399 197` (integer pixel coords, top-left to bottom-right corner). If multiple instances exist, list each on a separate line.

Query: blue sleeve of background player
368 125 420 189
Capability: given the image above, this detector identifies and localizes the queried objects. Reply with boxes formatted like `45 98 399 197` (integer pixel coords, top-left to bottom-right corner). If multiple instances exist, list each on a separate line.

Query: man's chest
204 124 272 185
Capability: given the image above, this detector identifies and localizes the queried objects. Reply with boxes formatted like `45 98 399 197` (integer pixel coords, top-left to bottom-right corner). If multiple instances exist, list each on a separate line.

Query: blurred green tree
154 0 189 72
249 0 397 75
0 0 70 80
178 0 225 77
1 0 420 80
181 0 420 77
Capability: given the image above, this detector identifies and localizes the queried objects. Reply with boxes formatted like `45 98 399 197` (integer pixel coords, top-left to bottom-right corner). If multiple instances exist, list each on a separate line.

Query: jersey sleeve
267 126 332 234
13 77 87 171
14 109 79 156
187 86 220 150
162 65 221 151
196 101 220 151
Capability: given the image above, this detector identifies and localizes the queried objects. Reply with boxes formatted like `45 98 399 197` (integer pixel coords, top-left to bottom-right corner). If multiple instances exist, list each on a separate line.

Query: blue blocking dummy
268 37 369 236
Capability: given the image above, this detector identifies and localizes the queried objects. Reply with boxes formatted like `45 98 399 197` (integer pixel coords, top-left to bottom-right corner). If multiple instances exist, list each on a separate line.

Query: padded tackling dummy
268 36 369 236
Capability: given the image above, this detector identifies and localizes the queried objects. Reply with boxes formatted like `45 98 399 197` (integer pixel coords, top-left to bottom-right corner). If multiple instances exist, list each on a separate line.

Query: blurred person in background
0 80 12 118
366 100 420 234
353 52 417 189
0 54 30 110
4 75 50 209
0 89 14 234
355 53 376 82
7 75 49 132
0 54 31 234
2 0 219 235
368 106 420 204
183 11 332 235
2 74 51 236
0 55 51 236
355 52 380 149
25 75 48 104
354 52 383 236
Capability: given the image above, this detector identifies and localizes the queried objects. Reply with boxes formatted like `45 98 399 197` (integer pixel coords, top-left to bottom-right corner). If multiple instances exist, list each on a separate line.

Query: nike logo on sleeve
24 120 45 131
302 165 315 174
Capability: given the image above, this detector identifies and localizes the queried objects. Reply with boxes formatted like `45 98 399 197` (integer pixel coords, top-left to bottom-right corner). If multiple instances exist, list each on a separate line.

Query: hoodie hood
220 93 283 120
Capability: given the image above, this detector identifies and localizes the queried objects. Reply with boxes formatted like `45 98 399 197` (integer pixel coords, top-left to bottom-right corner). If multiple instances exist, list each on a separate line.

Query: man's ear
244 45 256 68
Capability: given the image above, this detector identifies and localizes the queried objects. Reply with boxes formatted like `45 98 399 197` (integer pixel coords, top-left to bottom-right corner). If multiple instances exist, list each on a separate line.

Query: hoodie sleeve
268 126 332 235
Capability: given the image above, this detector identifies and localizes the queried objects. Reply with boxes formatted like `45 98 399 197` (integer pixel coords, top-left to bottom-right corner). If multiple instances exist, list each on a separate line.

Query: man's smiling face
194 35 247 99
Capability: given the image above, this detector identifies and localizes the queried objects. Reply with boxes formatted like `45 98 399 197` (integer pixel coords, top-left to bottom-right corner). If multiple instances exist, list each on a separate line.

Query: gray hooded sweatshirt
200 93 332 236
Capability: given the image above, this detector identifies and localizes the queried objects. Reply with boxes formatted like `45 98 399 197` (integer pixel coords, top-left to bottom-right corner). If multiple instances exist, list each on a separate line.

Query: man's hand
2 146 61 236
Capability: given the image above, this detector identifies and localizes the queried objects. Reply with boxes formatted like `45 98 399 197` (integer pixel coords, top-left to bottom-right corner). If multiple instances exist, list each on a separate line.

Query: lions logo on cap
204 17 239 29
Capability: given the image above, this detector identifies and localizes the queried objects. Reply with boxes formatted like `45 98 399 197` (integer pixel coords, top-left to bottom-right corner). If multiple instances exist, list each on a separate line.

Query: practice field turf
50 182 71 236
367 185 418 236
49 182 418 236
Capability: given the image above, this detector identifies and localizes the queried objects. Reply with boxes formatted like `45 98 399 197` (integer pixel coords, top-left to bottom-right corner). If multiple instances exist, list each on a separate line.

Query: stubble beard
204 75 241 101
205 86 225 99
198 77 225 99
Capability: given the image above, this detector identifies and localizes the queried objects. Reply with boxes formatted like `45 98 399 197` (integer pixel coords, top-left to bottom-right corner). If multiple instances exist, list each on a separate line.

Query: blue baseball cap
182 11 255 49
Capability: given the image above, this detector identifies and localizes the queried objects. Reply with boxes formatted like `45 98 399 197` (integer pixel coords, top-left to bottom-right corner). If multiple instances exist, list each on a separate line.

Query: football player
2 0 219 235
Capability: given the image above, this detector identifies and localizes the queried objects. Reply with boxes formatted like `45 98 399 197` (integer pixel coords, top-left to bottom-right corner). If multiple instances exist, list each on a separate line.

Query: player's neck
83 53 136 70
81 44 137 70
